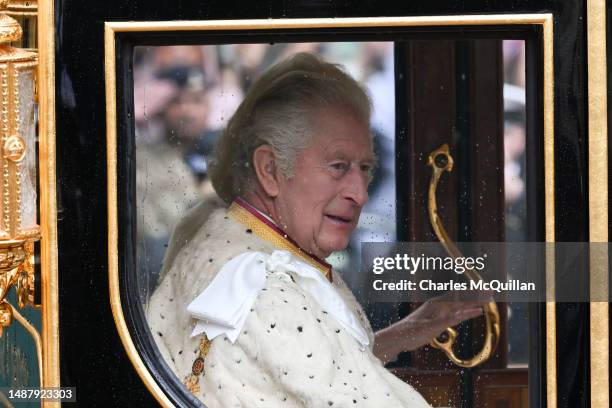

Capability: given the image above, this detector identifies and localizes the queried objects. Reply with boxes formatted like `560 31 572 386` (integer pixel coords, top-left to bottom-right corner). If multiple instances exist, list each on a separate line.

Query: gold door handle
426 144 501 368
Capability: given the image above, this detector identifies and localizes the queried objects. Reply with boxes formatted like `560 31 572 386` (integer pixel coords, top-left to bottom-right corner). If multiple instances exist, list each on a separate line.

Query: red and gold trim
229 197 332 281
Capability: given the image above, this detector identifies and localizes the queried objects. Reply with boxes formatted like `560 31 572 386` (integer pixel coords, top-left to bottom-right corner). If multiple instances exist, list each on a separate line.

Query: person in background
135 46 219 302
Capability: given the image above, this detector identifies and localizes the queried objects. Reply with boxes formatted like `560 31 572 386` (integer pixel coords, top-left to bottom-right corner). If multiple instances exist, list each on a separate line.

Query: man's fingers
447 307 483 326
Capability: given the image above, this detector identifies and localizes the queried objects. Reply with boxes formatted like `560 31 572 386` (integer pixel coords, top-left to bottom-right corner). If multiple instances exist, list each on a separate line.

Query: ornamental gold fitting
0 0 22 45
7 1 38 14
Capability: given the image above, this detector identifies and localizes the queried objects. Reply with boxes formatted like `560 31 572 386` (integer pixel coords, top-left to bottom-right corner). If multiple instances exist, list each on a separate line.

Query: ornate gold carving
17 226 39 239
0 241 38 386
0 3 41 388
0 14 21 44
15 240 33 307
0 61 38 239
12 60 21 234
12 61 40 239
0 43 35 60
1 63 9 236
0 0 29 44
0 240 30 335
0 241 25 269
16 265 32 307
3 134 25 161
0 0 40 380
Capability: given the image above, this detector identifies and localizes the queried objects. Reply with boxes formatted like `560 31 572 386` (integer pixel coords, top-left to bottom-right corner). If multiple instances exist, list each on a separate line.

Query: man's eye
330 162 349 172
361 164 375 177
360 164 373 173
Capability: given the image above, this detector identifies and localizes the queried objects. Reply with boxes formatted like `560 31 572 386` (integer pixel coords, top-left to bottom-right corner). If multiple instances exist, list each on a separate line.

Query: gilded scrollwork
16 240 33 308
0 14 21 44
0 242 27 336
0 241 37 340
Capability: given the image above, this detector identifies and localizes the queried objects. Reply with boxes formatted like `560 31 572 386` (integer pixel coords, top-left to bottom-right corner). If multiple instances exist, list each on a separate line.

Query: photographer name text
372 279 535 292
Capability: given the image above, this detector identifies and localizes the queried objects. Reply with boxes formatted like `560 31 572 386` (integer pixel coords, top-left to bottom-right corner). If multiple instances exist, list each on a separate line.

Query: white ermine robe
147 198 430 407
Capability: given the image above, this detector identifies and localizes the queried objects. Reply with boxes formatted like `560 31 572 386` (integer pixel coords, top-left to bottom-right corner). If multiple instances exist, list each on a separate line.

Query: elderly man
148 53 484 407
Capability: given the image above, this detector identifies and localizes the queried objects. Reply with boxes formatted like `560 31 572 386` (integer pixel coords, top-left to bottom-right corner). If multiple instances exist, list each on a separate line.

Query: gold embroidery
192 357 205 375
184 335 211 395
228 202 332 280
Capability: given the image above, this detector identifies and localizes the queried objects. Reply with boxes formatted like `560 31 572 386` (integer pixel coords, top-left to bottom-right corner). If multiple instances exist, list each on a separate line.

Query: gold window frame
37 0 61 406
586 1 609 407
104 14 560 408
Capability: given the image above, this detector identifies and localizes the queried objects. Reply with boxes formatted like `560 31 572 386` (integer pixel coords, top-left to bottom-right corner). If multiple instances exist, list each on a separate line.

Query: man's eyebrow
322 152 378 170
324 150 350 161
362 154 377 163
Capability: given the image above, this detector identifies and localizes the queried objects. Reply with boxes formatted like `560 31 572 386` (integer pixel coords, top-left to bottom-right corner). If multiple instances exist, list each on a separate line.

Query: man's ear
252 145 280 197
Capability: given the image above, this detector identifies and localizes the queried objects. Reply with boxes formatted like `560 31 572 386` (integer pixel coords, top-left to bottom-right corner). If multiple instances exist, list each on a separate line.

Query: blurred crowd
502 40 528 365
502 39 527 240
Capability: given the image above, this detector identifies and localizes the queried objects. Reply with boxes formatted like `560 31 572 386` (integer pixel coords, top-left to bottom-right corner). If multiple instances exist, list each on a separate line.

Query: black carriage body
55 1 593 407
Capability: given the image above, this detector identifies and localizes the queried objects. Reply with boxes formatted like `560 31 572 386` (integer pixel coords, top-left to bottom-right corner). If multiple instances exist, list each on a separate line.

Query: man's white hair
209 52 372 203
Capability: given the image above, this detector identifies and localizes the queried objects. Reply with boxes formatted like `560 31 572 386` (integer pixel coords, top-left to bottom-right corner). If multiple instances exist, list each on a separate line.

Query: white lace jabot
186 250 370 347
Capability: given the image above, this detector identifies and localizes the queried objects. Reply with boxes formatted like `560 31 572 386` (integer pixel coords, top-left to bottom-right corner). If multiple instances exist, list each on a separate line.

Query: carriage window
133 38 534 407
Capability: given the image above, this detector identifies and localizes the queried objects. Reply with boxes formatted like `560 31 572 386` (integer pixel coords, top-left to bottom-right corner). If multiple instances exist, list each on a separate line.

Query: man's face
165 90 209 142
275 105 375 259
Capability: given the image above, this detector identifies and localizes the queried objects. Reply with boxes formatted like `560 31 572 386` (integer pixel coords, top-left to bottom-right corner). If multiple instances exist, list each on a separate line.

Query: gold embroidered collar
228 197 333 281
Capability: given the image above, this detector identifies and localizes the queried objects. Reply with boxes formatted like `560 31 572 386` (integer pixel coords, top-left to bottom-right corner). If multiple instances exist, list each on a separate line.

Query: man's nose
343 170 369 206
